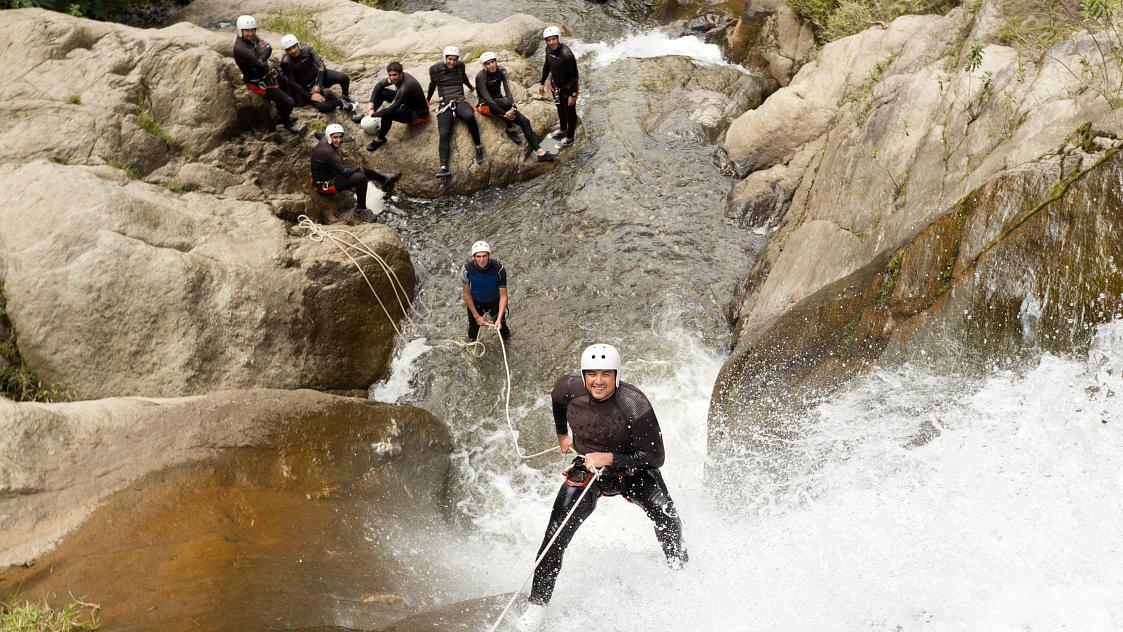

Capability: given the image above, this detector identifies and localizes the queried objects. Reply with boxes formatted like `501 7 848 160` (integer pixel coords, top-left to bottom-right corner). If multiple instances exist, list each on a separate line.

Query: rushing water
365 9 1123 631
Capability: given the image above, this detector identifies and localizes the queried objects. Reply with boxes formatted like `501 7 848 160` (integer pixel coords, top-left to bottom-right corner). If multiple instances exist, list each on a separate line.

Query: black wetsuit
280 44 350 113
427 60 481 166
529 373 687 605
233 35 294 126
368 73 429 138
475 67 542 151
310 139 391 208
540 43 579 141
460 258 510 340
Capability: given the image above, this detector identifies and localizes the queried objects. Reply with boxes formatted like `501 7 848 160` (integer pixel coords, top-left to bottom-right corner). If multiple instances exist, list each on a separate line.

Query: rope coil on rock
297 215 422 336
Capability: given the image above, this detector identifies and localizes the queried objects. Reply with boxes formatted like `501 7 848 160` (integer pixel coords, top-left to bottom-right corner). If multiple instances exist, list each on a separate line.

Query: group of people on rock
233 15 582 221
237 14 685 631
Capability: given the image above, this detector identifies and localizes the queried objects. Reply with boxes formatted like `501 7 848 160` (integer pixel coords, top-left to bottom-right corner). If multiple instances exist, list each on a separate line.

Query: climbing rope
297 215 423 337
486 464 601 632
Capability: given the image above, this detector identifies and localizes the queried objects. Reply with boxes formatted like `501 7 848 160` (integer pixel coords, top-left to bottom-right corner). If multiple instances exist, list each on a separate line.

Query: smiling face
285 44 301 58
239 28 256 41
583 369 617 401
445 55 458 69
330 132 343 147
545 35 559 50
388 69 401 84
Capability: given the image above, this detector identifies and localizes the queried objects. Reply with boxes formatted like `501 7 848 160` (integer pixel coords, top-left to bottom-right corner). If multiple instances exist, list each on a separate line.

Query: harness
309 176 337 195
245 69 279 96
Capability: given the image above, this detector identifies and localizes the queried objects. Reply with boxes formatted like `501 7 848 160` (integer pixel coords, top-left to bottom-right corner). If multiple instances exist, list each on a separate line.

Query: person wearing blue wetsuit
517 344 687 631
460 240 510 341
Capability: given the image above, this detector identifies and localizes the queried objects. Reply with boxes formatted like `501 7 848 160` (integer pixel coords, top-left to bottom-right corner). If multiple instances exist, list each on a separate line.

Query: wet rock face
0 390 453 630
720 2 1122 347
709 147 1123 477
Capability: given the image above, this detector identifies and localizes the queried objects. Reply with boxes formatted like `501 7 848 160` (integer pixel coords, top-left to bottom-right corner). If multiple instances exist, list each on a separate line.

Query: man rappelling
517 344 688 630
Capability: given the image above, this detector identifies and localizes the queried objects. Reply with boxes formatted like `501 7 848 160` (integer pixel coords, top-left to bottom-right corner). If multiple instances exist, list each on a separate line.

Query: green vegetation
2 0 141 20
261 9 342 60
0 593 99 630
306 118 327 133
998 0 1123 108
0 283 73 403
48 156 68 165
104 156 138 179
137 101 176 148
65 94 81 105
848 53 897 106
788 0 960 42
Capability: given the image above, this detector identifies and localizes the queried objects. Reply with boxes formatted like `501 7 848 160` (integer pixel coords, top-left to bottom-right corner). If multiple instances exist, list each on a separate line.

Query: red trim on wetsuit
310 177 337 195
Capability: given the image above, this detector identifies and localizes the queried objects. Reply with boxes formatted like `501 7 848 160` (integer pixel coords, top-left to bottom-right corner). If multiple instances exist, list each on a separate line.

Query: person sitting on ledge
309 123 400 223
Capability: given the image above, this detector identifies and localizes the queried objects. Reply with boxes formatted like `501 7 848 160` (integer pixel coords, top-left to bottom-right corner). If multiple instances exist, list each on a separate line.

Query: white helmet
236 15 257 31
479 51 498 64
280 34 299 50
580 344 621 387
325 123 345 138
443 46 461 59
543 26 561 39
360 115 381 135
470 240 490 255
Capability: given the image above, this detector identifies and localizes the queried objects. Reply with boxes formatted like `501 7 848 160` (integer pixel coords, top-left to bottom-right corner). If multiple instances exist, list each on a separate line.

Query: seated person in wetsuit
309 123 400 223
358 61 431 152
427 46 484 178
232 14 297 134
279 34 356 115
474 51 554 163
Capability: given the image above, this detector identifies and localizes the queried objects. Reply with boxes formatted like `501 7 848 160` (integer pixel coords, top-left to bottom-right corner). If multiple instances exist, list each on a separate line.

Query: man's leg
265 83 295 126
332 171 369 209
560 91 577 141
529 478 600 605
513 111 542 150
466 304 482 340
323 69 351 99
455 101 482 145
480 302 511 339
622 470 687 566
437 107 455 167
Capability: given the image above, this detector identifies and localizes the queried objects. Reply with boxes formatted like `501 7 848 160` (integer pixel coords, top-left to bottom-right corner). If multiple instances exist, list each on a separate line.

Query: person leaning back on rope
232 15 299 134
515 344 687 631
460 240 510 341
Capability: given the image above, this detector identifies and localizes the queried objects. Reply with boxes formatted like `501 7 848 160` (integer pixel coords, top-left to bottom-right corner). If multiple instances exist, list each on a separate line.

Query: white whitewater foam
461 321 1123 631
370 337 432 403
572 31 739 70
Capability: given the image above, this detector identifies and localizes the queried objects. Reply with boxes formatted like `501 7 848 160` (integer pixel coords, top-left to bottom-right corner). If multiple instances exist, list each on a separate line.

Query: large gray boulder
0 389 454 630
0 161 414 399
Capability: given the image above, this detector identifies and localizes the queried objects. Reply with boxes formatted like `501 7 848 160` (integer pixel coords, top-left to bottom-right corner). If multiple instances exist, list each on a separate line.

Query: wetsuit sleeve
476 70 501 111
259 40 273 64
309 47 327 89
372 80 406 117
328 149 350 177
562 48 579 93
612 387 665 469
497 264 507 288
426 66 437 102
501 70 514 102
551 374 578 436
462 64 473 91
